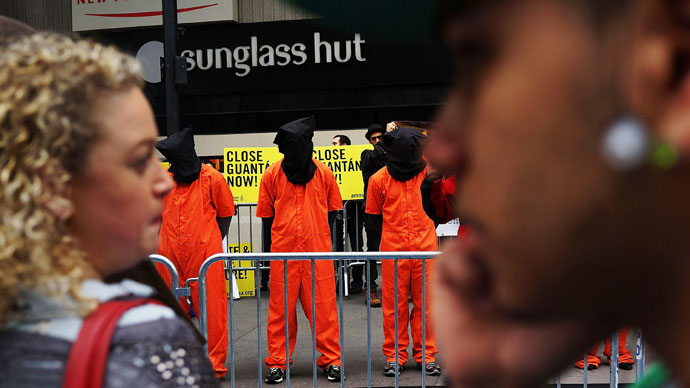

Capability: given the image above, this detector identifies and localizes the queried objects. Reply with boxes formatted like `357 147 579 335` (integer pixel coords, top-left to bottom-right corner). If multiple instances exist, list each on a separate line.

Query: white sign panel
436 218 460 237
72 0 237 32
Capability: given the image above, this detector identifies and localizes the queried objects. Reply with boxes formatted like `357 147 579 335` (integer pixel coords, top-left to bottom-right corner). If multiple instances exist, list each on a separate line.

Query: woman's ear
43 172 74 221
44 196 74 220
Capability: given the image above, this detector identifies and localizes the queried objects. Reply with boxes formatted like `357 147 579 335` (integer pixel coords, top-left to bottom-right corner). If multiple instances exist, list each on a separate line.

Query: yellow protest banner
225 243 255 298
224 145 372 204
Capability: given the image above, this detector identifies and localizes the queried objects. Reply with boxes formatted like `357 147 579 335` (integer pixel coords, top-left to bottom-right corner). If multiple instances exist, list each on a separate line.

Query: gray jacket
0 279 218 388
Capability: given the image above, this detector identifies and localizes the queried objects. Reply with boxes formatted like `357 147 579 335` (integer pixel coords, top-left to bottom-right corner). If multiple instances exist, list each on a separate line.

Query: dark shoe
349 284 363 294
619 362 634 370
324 364 341 382
366 289 382 307
384 361 403 376
606 356 634 370
265 367 285 384
420 361 441 376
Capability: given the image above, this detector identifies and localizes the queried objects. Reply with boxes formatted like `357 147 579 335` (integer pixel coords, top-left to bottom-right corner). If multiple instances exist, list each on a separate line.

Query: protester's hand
386 122 398 132
434 240 608 388
373 142 387 158
426 164 442 181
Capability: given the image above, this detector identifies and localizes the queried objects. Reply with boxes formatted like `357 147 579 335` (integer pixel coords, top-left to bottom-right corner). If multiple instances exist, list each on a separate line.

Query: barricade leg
255 259 263 388
366 258 372 388
228 259 236 388
338 256 346 386
584 352 588 388
636 330 645 381
610 331 619 388
284 260 290 386
395 258 400 388
422 258 427 388
311 259 317 388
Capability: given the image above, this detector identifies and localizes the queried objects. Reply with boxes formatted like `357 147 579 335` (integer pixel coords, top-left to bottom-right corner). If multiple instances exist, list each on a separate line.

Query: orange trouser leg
158 244 228 377
382 259 411 364
604 327 633 362
193 258 229 377
298 260 341 369
265 261 301 369
409 259 437 364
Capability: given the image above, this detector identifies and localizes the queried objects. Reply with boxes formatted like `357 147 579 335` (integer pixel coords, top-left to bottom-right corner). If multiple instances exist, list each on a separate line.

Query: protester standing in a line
156 126 235 379
575 329 634 370
366 127 440 377
359 124 386 307
257 117 343 384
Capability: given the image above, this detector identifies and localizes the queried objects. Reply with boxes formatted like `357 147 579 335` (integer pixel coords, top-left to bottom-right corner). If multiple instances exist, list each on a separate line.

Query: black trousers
333 201 379 289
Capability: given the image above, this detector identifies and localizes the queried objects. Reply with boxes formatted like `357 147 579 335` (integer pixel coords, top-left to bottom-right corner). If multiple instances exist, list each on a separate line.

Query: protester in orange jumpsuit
256 116 343 384
366 127 440 377
155 127 235 379
575 328 635 370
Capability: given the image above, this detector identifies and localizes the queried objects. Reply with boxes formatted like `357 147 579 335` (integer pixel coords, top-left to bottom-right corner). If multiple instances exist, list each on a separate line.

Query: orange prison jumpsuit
156 164 235 377
257 159 343 370
366 167 438 364
576 328 634 368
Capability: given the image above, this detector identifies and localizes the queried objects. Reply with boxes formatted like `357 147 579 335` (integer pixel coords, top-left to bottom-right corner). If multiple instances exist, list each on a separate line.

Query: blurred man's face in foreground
433 0 690 320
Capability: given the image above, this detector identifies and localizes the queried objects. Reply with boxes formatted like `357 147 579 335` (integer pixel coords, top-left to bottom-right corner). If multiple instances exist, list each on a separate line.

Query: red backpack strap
63 298 163 388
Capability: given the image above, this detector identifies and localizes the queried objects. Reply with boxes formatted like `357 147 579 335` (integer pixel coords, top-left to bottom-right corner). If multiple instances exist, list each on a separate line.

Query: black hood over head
383 127 428 182
156 125 202 184
274 116 317 185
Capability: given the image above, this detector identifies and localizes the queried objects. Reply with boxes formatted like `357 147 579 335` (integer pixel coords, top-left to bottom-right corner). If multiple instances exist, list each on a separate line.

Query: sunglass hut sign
136 32 366 83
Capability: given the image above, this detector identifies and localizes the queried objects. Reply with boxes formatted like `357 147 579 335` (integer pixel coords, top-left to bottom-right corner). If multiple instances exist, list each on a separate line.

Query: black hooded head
274 116 317 185
383 127 428 181
156 125 202 184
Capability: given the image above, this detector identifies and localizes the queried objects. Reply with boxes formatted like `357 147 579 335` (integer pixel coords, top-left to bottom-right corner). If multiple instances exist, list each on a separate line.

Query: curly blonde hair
0 34 143 323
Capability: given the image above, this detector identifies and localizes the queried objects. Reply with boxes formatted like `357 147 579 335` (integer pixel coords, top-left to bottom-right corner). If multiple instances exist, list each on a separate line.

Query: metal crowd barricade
338 200 368 297
560 329 646 388
197 251 439 388
148 254 190 298
226 203 259 292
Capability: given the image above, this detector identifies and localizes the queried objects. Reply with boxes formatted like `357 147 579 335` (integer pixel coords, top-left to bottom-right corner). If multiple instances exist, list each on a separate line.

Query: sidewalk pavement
218 287 650 388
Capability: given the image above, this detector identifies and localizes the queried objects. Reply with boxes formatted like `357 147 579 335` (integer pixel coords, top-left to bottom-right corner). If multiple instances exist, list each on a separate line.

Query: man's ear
628 1 690 158
44 196 74 220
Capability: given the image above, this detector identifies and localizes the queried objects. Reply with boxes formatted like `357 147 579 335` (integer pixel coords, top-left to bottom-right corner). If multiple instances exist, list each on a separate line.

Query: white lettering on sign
137 33 367 83
72 0 237 31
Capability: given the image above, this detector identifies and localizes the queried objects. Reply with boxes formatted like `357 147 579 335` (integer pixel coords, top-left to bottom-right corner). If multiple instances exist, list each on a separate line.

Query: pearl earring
601 115 651 171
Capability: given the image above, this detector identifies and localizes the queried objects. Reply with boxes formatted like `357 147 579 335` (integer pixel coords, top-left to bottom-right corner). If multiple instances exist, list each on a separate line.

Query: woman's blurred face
67 87 173 277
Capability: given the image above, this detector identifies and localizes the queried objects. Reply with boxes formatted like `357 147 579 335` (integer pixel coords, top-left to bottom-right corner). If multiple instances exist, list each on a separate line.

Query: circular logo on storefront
136 41 164 83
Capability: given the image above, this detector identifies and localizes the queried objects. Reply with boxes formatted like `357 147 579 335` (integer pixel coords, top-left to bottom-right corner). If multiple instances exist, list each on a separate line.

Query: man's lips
151 215 162 225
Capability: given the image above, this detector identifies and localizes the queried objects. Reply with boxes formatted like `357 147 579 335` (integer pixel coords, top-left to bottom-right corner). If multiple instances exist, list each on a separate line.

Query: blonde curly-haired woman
0 33 218 387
